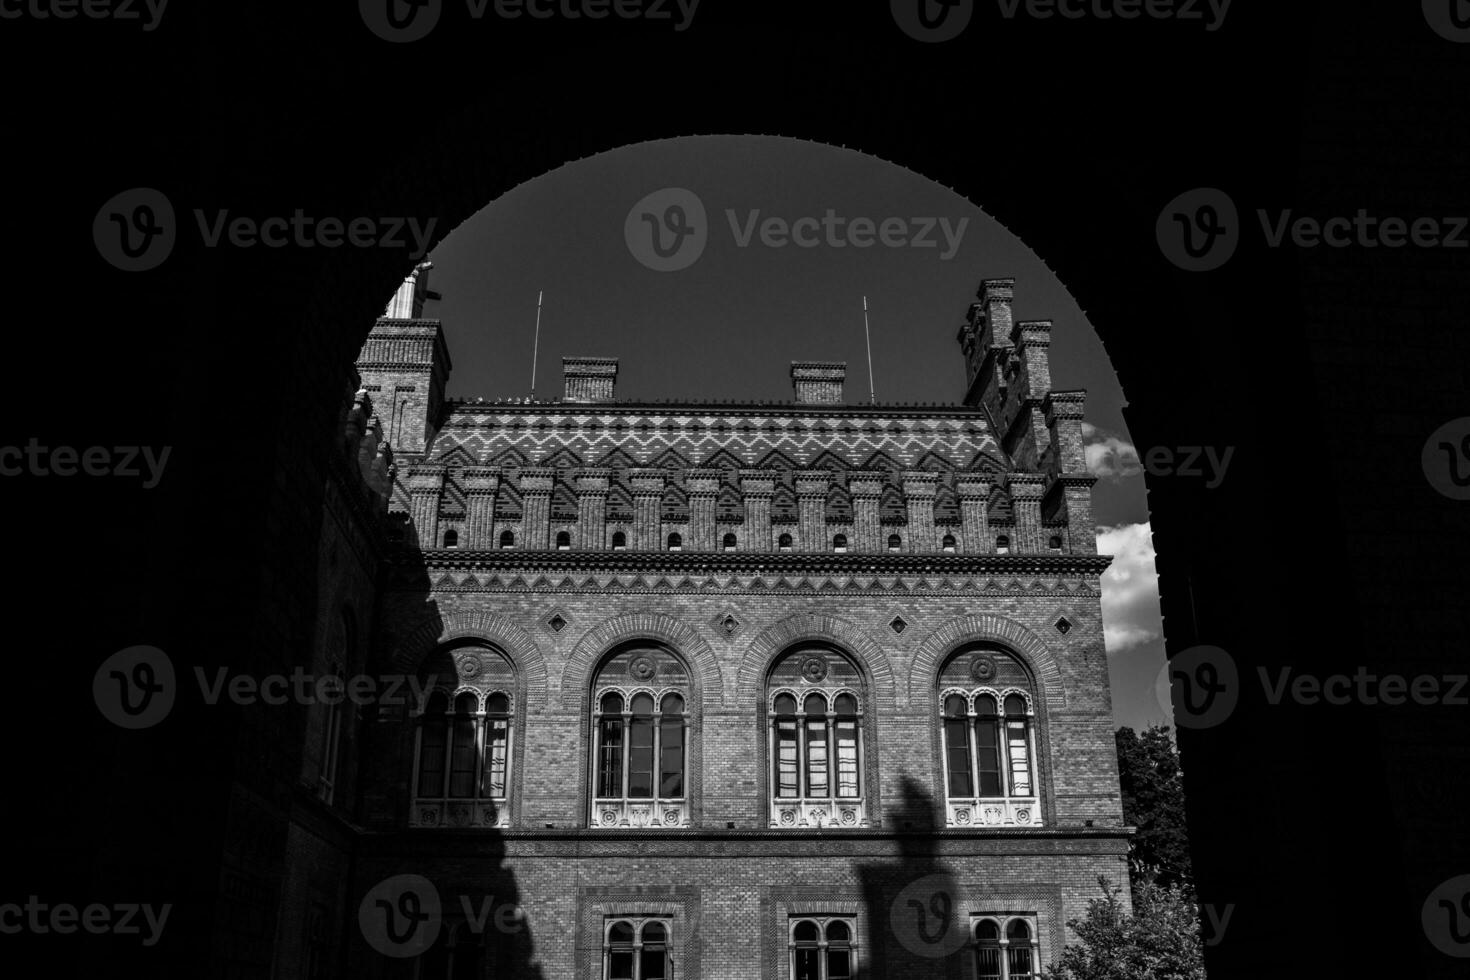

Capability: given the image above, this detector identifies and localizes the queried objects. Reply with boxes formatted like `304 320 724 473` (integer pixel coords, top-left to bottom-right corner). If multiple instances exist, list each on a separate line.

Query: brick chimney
790 361 846 404
563 357 619 402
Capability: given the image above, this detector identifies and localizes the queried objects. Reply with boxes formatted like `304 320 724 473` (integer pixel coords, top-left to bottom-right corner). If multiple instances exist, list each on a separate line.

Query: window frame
590 681 690 828
767 683 866 828
969 914 1039 980
410 684 515 828
788 915 858 980
603 916 673 980
939 687 1039 827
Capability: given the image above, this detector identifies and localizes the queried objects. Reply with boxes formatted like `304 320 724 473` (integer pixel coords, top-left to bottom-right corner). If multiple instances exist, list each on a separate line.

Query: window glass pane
1005 693 1028 716
827 948 853 980
597 718 623 797
1007 945 1036 979
833 693 857 715
944 693 967 716
418 717 446 796
805 719 829 797
944 718 974 798
803 692 827 716
975 717 1003 797
454 692 477 713
776 720 800 798
826 920 851 942
628 715 654 798
975 944 1002 980
661 692 684 714
601 692 623 714
640 946 667 979
608 949 634 980
793 948 820 980
448 713 477 798
835 719 860 798
975 919 999 941
482 718 508 798
975 693 998 716
1006 919 1031 941
642 922 667 943
1007 719 1032 796
486 692 509 714
774 693 797 715
631 692 655 714
659 717 684 798
609 921 634 944
793 920 819 943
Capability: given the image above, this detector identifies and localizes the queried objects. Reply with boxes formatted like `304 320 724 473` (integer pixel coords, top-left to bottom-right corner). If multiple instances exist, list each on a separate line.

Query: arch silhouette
391 610 551 711
559 610 724 710
734 611 897 711
907 613 1066 710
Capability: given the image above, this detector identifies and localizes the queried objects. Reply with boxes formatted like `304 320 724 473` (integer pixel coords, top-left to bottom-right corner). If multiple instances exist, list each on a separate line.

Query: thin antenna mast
862 295 877 405
529 290 543 400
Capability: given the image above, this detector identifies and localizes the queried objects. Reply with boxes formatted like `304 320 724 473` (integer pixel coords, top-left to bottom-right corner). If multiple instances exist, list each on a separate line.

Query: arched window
938 647 1039 827
591 647 691 827
604 917 671 980
789 916 857 980
499 529 515 549
667 532 682 551
315 609 353 804
722 532 737 551
832 533 848 552
778 533 793 552
419 921 482 980
1047 534 1062 552
443 528 459 548
942 533 957 553
887 533 901 552
971 916 1039 980
411 646 516 828
556 530 572 550
767 648 865 828
995 534 1010 554
612 530 627 550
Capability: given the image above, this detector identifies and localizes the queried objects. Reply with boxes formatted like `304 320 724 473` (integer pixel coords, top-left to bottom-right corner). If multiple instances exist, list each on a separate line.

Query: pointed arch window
938 647 1040 827
767 647 866 828
591 647 691 828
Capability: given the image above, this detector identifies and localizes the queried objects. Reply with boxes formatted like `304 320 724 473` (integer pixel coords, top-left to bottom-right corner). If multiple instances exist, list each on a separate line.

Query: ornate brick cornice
394 551 1113 576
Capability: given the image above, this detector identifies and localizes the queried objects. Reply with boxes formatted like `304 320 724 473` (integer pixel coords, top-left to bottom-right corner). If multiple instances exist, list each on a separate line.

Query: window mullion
796 711 807 801
621 711 631 801
472 713 485 801
966 705 981 798
439 708 452 801
825 717 835 801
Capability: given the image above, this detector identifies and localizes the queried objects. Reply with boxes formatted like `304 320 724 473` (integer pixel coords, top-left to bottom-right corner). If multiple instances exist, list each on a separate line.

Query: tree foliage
1043 875 1206 980
1114 725 1192 889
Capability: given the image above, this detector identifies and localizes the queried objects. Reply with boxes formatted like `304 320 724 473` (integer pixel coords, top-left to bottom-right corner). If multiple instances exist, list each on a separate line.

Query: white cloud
1083 423 1142 482
1096 522 1164 654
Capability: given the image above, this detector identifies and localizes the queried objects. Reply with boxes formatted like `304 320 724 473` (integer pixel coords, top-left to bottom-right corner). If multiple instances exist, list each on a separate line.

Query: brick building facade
282 263 1129 979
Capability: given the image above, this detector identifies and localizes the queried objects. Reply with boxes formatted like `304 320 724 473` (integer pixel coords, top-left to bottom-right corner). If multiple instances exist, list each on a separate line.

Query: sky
408 135 1168 731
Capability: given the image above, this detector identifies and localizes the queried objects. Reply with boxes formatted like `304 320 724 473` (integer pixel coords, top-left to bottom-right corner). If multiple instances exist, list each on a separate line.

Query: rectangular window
805 720 829 797
598 718 624 797
628 716 655 798
777 720 800 798
944 718 974 797
976 718 1004 797
448 716 478 798
1006 721 1032 797
835 719 859 798
418 723 446 797
659 717 684 798
482 718 509 799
